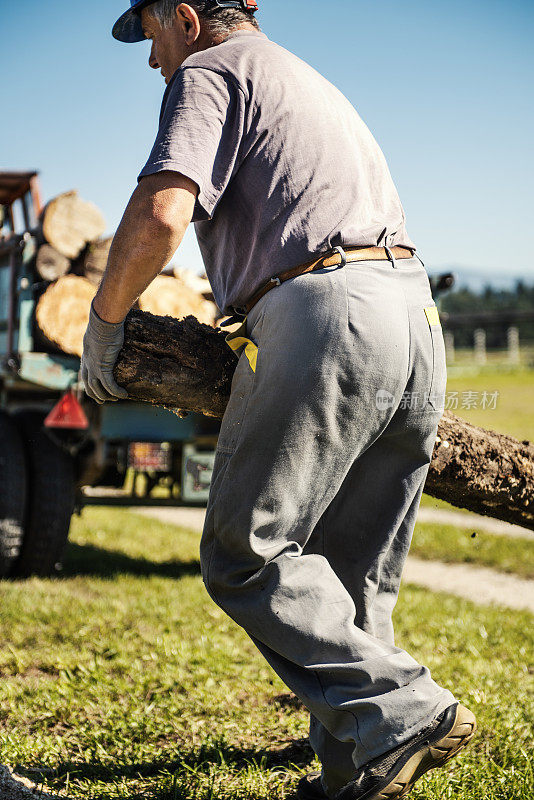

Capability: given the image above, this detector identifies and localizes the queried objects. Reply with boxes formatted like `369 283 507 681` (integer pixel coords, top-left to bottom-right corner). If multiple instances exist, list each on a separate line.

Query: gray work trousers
200 252 456 795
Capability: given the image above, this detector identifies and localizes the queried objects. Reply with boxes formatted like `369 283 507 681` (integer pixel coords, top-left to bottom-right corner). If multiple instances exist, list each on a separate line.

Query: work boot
297 773 329 800
297 703 476 800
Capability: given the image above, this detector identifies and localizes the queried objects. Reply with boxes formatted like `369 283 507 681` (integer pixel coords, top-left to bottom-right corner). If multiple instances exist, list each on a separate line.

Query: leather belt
225 245 416 322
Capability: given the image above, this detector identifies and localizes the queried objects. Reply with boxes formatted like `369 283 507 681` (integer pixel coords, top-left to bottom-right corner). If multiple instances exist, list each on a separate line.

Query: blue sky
1 0 533 286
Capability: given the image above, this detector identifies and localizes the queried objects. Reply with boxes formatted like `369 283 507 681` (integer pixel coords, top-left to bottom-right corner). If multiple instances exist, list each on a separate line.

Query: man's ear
177 3 201 45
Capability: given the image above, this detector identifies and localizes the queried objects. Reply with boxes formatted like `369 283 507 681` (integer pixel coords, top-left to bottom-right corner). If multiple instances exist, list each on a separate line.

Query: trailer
0 171 220 579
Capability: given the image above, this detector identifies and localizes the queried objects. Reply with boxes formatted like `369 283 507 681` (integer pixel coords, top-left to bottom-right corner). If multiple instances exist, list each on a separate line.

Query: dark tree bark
114 309 534 530
425 414 534 530
114 309 235 419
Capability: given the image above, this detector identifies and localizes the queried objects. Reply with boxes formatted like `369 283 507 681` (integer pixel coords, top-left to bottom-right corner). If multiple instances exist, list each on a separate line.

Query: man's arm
93 170 199 323
81 170 198 403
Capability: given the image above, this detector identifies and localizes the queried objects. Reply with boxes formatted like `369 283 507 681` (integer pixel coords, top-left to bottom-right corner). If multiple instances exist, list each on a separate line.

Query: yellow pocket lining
226 336 258 372
224 318 258 372
424 305 441 327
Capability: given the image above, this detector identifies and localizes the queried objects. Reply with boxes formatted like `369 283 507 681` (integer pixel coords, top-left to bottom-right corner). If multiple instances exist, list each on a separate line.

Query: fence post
444 331 455 364
474 328 487 365
507 326 520 365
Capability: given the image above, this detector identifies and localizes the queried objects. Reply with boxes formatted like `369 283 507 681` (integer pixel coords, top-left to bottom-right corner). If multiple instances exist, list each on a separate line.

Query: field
410 520 533 579
443 363 534 441
445 345 534 372
0 368 532 799
1 510 533 800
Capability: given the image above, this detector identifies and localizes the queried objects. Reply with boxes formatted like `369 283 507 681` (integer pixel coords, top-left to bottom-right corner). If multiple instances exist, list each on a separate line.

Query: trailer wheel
0 412 27 578
12 411 75 578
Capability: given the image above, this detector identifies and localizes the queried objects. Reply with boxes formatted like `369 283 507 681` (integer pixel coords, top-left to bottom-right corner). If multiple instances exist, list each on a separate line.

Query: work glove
81 299 129 404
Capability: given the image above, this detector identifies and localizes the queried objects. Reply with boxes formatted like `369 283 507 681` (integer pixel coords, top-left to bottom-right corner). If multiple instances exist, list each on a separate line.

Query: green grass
0 509 532 799
420 367 534 534
443 367 534 442
419 494 460 510
410 522 534 579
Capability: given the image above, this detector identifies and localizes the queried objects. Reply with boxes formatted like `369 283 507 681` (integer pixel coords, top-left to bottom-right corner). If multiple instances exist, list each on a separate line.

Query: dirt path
135 505 534 540
417 507 532 539
135 506 208 531
134 507 533 613
403 557 534 613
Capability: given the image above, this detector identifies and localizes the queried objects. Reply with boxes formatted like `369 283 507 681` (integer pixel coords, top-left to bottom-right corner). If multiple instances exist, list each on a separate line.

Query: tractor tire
0 411 27 578
12 411 75 578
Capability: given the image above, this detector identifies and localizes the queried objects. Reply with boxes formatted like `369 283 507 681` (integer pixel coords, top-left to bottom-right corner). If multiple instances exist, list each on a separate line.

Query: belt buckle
331 246 348 267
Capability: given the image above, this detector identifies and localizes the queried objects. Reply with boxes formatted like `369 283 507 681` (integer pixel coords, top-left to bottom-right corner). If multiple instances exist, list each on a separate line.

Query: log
35 275 96 357
424 415 534 530
113 309 534 530
40 190 105 259
81 235 113 287
115 309 235 419
34 243 70 281
138 274 218 326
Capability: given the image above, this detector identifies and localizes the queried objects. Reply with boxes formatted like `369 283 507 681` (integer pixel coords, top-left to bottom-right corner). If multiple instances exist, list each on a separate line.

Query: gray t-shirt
139 29 416 314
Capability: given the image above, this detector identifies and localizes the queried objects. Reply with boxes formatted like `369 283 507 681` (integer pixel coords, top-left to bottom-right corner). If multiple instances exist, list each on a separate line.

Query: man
82 2 477 798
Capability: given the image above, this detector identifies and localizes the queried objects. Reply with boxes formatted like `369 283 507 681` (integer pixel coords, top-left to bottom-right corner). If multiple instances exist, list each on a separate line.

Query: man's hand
81 300 129 404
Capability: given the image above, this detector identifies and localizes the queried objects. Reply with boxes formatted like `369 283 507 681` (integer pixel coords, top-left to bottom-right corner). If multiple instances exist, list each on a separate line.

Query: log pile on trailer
29 190 219 356
1 173 226 582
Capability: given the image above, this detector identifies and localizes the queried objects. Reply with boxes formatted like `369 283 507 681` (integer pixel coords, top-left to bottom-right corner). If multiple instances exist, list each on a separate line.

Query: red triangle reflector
44 390 89 430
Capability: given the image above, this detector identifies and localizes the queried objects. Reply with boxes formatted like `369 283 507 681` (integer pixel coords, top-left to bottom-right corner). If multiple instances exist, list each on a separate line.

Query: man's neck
207 22 260 48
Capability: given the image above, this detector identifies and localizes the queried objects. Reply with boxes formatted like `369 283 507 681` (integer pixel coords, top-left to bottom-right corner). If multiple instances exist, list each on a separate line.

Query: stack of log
31 190 218 357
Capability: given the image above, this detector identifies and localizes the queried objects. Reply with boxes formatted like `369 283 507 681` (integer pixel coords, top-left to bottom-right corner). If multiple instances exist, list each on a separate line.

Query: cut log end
138 275 218 326
35 244 70 281
35 275 96 357
41 190 106 259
